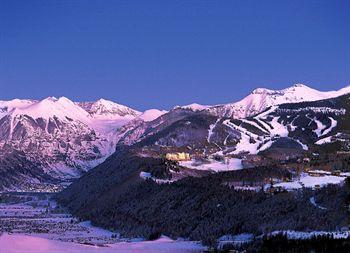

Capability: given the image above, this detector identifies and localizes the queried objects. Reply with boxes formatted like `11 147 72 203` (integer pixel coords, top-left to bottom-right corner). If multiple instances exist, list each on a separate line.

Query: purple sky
1 0 349 110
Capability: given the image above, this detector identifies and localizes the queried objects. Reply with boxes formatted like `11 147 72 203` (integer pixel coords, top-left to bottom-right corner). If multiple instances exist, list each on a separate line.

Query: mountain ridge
2 83 350 191
192 83 350 118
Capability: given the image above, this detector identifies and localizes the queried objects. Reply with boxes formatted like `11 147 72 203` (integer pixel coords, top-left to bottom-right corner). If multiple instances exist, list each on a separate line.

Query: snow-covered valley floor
0 233 205 253
274 171 350 190
0 193 205 253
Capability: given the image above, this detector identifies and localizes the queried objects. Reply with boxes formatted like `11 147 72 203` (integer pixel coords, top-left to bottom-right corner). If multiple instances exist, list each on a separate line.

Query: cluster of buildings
165 152 191 161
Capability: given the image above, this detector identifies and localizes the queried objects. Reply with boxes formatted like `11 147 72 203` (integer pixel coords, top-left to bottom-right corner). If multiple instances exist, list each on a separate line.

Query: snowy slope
139 109 168 122
0 99 36 119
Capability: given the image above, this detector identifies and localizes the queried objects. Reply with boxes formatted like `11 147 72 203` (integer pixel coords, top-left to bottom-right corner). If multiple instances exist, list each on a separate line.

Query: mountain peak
95 98 114 105
42 96 58 102
251 84 311 95
251 88 272 94
291 83 308 88
10 96 90 123
78 99 140 118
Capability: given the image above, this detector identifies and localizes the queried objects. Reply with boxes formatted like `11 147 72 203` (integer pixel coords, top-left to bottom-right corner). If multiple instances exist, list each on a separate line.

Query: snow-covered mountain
0 96 140 190
114 84 350 148
2 83 350 191
181 84 350 118
117 92 350 161
77 99 141 134
113 109 168 146
78 98 140 118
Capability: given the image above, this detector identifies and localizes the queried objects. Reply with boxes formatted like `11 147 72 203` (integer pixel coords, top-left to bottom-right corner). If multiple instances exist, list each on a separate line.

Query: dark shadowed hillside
56 151 350 246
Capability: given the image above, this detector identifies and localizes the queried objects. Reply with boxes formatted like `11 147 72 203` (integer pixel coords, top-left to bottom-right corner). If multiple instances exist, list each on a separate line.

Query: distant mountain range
1 83 350 191
179 83 350 118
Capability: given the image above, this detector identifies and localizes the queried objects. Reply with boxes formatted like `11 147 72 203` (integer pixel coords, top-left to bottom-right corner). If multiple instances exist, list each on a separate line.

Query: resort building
165 152 191 161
